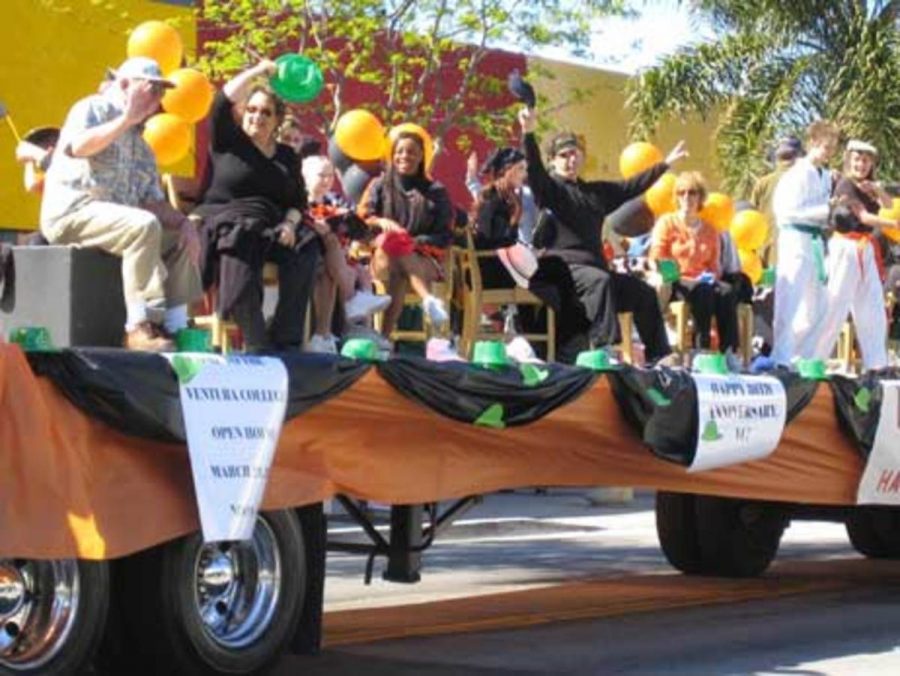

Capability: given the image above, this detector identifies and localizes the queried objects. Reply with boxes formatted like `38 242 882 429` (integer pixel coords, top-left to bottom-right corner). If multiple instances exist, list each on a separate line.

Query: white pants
815 235 887 370
772 228 827 365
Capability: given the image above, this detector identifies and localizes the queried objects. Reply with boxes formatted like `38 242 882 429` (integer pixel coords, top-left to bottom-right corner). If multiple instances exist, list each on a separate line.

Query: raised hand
665 140 689 166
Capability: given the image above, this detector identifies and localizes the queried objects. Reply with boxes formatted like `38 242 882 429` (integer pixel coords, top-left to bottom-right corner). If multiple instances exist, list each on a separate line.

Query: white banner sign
689 374 787 472
856 381 900 504
166 354 289 542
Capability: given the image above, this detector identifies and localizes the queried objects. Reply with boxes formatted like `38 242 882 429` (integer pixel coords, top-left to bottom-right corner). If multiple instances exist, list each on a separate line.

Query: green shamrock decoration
701 419 723 442
646 387 672 407
519 363 549 387
170 355 204 385
854 387 872 413
474 403 506 429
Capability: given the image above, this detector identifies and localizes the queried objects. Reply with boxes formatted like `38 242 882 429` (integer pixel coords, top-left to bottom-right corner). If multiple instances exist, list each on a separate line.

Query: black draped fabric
830 369 900 459
26 349 371 443
607 367 698 465
376 357 596 428
608 367 821 466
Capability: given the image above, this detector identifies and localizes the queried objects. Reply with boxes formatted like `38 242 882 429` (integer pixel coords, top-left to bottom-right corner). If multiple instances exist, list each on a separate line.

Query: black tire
0 559 109 676
108 509 307 675
846 507 900 559
655 491 704 574
694 495 786 577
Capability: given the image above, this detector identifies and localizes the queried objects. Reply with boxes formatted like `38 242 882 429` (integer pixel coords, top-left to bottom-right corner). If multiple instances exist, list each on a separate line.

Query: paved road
272 490 900 674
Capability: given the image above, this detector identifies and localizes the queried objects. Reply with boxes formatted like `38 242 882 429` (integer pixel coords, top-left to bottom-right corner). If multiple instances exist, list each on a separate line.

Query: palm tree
626 0 900 196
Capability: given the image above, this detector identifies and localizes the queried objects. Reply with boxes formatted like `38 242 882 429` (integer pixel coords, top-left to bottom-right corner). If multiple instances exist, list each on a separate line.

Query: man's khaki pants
43 201 201 310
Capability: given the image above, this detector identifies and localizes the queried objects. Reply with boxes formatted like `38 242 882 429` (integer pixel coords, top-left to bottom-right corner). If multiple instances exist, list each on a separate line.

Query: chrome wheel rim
0 559 80 670
193 518 282 649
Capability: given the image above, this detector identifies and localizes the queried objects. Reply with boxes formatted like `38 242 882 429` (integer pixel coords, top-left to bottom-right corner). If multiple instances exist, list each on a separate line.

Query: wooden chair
669 300 754 366
372 248 457 345
456 231 555 361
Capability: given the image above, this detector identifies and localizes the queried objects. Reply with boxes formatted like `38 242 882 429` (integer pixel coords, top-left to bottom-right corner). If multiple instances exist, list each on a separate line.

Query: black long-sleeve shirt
524 132 667 267
473 188 518 249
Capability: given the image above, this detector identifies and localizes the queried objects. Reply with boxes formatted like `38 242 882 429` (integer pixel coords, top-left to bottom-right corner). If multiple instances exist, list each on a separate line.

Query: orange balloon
386 122 435 170
729 209 769 251
878 198 900 242
700 192 735 232
127 21 184 75
143 113 191 166
644 173 677 216
161 69 213 123
334 109 386 161
738 248 763 285
619 142 663 179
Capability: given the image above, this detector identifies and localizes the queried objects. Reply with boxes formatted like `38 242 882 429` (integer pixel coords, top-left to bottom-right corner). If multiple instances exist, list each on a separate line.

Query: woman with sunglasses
650 171 740 357
472 147 581 347
358 130 453 346
193 60 318 352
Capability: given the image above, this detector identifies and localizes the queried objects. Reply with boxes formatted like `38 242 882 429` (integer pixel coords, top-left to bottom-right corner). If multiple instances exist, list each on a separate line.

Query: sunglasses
676 189 699 197
246 105 274 118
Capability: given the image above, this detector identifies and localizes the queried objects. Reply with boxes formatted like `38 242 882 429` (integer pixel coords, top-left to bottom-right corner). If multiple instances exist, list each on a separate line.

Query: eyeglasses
246 105 274 118
676 189 699 197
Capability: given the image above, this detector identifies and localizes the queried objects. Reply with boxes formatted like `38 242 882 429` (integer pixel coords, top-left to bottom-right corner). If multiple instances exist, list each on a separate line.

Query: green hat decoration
657 259 681 284
8 326 55 352
340 337 380 362
692 351 728 375
472 340 510 370
175 328 212 353
575 348 615 372
796 358 828 381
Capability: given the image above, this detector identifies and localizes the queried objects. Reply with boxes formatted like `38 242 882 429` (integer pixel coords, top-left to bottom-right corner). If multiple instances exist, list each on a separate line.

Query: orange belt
836 231 885 282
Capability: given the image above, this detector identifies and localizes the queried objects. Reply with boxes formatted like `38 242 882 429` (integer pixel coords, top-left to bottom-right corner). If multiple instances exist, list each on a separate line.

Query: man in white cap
40 56 202 351
771 119 840 366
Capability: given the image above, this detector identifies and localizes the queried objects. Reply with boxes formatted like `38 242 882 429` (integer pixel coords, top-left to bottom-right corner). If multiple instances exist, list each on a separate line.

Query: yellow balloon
700 192 735 232
738 248 763 284
878 198 900 243
334 109 386 162
127 21 183 75
143 113 191 166
161 68 214 123
385 122 435 170
730 209 769 251
644 173 677 216
619 142 663 179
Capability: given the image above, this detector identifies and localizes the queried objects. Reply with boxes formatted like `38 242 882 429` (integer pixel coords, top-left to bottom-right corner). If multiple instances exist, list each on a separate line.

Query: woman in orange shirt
650 171 739 352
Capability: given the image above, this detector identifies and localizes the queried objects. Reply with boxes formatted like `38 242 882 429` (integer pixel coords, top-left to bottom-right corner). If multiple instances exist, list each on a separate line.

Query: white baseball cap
115 57 175 88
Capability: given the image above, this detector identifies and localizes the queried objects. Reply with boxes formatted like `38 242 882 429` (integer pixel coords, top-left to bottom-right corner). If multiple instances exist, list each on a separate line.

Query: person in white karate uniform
815 140 898 370
771 120 840 366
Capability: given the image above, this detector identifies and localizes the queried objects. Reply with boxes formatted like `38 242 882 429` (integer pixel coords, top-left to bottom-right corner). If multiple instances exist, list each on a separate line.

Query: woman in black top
518 106 687 364
472 147 584 346
194 59 318 352
359 131 452 341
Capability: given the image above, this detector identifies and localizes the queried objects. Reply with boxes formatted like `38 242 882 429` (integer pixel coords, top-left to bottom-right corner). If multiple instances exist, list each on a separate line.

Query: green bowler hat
8 326 55 352
796 357 828 380
340 337 379 361
472 340 509 370
175 328 212 353
657 259 681 284
692 351 728 375
575 348 615 371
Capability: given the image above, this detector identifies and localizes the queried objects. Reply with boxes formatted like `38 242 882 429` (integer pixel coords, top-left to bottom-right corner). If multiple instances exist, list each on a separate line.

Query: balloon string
4 115 22 143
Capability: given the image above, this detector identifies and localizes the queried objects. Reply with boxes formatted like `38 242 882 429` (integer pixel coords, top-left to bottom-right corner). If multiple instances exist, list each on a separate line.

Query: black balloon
327 136 354 173
606 196 655 237
340 164 378 206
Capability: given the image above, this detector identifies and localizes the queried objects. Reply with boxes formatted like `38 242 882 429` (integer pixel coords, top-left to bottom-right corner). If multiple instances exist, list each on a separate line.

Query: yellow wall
0 0 196 230
528 55 720 185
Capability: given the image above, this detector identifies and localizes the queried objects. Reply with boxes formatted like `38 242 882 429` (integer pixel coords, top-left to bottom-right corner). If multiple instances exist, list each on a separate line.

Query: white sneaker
506 336 542 364
306 333 338 354
344 290 391 322
423 295 449 327
426 337 463 362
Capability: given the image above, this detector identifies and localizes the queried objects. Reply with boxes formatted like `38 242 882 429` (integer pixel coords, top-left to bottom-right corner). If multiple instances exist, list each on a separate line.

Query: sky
543 0 714 74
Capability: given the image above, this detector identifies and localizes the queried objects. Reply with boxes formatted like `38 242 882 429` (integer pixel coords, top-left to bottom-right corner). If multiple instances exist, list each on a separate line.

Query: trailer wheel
655 492 704 574
846 507 900 559
0 559 109 676
114 509 306 675
694 495 786 577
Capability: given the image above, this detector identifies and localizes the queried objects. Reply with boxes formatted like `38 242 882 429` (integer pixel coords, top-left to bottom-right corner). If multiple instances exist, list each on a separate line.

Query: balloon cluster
879 198 900 244
613 141 771 284
126 21 213 166
328 109 434 204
